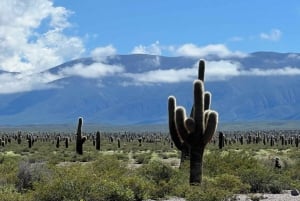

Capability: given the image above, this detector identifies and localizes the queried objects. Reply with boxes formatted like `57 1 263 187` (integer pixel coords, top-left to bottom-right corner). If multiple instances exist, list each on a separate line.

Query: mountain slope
0 52 300 125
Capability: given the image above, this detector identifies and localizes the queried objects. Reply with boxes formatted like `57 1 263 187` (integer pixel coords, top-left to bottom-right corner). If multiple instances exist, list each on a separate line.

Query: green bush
185 180 234 201
132 152 152 164
214 174 250 194
0 185 32 201
137 160 178 198
123 175 154 201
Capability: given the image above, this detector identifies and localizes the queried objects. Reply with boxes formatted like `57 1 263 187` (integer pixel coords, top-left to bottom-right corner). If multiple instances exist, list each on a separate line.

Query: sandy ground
146 191 300 201
235 191 300 201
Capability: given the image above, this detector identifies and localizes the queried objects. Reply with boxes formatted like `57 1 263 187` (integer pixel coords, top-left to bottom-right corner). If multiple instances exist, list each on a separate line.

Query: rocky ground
147 190 300 201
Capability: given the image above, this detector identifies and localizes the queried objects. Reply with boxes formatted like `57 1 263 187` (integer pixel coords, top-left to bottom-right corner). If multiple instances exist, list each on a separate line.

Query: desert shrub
132 152 152 164
0 185 32 201
15 160 50 192
33 158 135 201
87 180 135 201
0 155 20 185
32 164 92 201
91 154 128 179
137 160 178 198
214 174 250 194
238 160 293 194
122 175 154 201
184 178 234 201
204 150 258 177
114 152 129 161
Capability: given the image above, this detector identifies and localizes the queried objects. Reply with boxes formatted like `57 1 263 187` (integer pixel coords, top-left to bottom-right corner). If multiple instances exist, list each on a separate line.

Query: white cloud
287 53 300 59
243 67 300 76
123 60 242 84
124 68 195 84
59 62 124 79
91 45 117 62
131 41 162 55
205 60 241 80
0 0 85 73
0 61 125 94
173 44 247 58
122 60 300 85
260 29 282 41
0 72 62 94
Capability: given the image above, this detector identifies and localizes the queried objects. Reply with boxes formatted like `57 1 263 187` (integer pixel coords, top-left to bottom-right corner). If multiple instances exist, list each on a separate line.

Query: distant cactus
168 60 218 185
17 131 22 144
95 131 101 150
270 135 275 147
117 138 121 148
56 136 60 148
138 137 142 147
27 134 33 148
76 117 86 155
218 132 225 149
65 137 69 148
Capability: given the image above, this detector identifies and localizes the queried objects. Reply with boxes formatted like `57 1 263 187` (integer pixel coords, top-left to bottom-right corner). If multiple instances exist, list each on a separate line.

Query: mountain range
0 52 300 127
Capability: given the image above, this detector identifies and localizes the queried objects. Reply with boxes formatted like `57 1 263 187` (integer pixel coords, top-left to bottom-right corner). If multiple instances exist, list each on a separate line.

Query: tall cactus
168 60 208 167
76 117 86 155
168 60 218 184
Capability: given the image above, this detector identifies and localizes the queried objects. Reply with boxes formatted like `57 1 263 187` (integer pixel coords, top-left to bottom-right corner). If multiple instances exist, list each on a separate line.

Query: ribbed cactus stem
76 117 86 155
175 80 218 184
168 97 190 167
168 60 218 184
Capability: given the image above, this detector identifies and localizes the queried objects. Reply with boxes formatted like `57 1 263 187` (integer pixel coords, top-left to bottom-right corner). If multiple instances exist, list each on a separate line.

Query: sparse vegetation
0 127 299 200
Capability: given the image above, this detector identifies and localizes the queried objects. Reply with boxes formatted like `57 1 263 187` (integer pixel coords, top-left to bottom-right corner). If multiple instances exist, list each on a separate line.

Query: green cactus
27 134 33 148
17 131 22 144
76 117 86 155
65 137 69 148
117 138 121 148
218 132 225 149
56 136 60 148
168 60 209 168
168 60 218 185
168 97 190 167
96 131 101 150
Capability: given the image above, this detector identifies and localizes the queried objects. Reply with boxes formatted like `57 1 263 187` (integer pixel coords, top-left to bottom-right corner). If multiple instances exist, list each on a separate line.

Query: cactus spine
76 117 86 155
168 60 218 184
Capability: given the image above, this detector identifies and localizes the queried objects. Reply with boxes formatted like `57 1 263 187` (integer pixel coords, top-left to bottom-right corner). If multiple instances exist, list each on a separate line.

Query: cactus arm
193 81 205 140
175 107 189 142
190 60 206 117
198 60 205 81
204 92 211 110
168 96 183 150
203 111 218 145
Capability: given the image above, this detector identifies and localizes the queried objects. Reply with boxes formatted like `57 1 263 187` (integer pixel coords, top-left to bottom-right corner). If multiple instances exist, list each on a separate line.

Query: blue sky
1 0 300 93
55 0 300 55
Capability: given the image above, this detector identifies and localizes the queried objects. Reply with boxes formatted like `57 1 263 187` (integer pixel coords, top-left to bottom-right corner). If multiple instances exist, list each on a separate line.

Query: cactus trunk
190 146 205 184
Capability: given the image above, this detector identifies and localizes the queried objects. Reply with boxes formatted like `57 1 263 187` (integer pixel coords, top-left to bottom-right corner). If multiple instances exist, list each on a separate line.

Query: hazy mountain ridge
0 52 300 125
